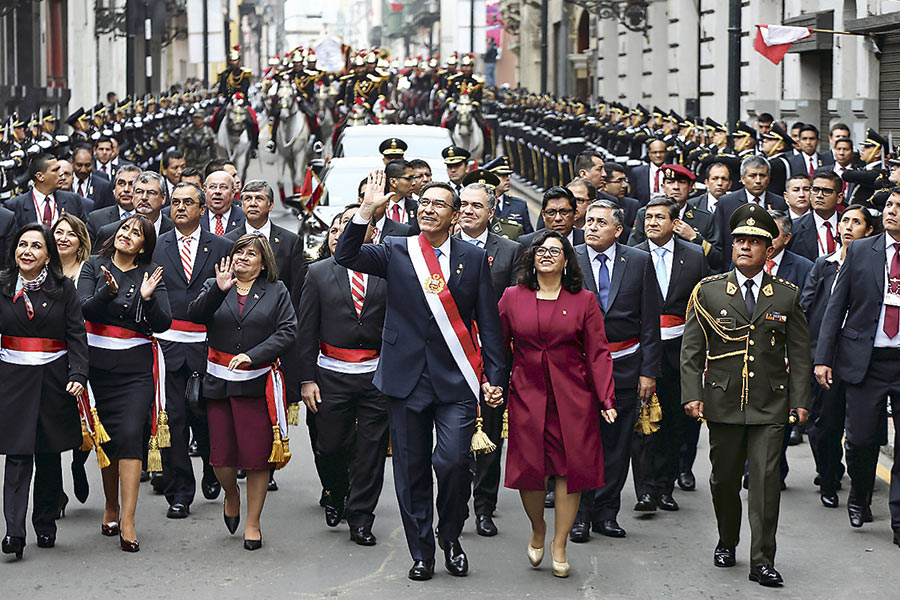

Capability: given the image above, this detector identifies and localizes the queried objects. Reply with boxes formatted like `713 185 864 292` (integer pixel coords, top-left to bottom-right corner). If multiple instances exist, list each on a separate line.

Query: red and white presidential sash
0 336 67 365
609 337 640 360
156 319 207 344
407 234 483 399
660 314 686 341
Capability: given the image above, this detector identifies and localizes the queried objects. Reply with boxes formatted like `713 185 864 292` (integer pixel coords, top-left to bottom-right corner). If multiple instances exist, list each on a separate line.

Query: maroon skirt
206 396 274 470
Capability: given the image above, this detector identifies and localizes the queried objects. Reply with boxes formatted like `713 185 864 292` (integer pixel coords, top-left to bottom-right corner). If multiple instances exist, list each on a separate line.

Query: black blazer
0 206 16 258
297 257 387 382
226 222 307 306
77 256 172 373
815 233 892 384
787 151 835 177
628 203 722 271
517 227 584 251
786 212 840 263
152 228 233 372
800 253 840 360
378 217 412 242
714 190 788 267
74 173 114 212
773 249 814 288
188 277 297 399
575 242 662 394
87 205 125 247
7 189 87 228
200 204 246 234
94 215 174 253
628 163 652 206
454 231 523 303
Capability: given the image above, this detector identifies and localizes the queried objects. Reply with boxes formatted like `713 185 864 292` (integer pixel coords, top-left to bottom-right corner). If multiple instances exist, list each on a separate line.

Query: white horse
273 79 310 200
216 96 253 184
451 94 484 161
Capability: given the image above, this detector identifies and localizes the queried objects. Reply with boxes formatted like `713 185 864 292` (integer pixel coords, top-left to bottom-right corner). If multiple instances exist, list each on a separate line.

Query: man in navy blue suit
815 191 900 548
787 170 842 263
335 172 506 581
71 143 114 211
6 153 86 228
201 170 245 235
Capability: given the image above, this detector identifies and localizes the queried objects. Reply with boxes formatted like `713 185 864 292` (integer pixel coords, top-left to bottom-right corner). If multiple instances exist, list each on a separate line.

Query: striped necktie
351 271 365 316
180 235 193 282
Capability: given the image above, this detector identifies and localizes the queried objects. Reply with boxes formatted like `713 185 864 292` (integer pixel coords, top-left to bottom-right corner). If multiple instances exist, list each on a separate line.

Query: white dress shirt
177 226 200 269
649 237 675 298
789 207 808 221
208 207 232 232
825 250 843 294
813 211 839 257
95 160 112 176
31 187 57 222
766 249 784 276
649 163 662 195
745 189 764 206
874 234 900 348
705 193 719 214
387 199 408 224
587 244 617 287
735 269 765 306
461 228 489 248
373 214 387 243
247 219 272 240
152 215 163 236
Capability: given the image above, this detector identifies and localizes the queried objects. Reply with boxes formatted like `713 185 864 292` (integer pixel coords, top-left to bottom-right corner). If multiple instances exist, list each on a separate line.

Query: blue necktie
654 247 668 299
434 247 442 260
595 253 610 311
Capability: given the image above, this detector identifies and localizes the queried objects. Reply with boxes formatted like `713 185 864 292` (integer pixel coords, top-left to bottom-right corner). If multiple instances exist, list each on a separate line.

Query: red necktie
765 260 775 275
823 222 836 253
180 236 193 282
390 203 402 222
102 164 108 175
350 271 365 316
884 243 900 338
653 168 660 193
42 198 53 227
215 214 224 236
78 182 84 197
808 156 816 178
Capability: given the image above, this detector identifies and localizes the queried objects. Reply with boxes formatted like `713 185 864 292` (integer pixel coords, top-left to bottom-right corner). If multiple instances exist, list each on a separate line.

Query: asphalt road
2 155 898 598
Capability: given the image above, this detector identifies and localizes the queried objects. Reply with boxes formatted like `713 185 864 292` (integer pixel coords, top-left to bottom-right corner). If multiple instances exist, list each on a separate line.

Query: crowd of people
0 47 898 593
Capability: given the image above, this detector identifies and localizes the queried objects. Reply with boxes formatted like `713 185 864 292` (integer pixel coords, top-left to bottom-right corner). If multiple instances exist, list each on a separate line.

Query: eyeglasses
811 186 836 196
206 183 232 191
542 208 574 217
394 175 418 181
534 247 563 257
170 198 198 208
418 198 453 210
133 188 160 197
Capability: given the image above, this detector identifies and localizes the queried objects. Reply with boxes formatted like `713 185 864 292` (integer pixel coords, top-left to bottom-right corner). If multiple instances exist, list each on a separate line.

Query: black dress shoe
820 492 839 508
713 542 736 567
325 503 344 528
267 476 278 492
658 494 679 511
787 428 803 446
569 520 591 543
243 537 263 551
475 514 498 537
677 471 696 491
594 520 626 538
167 503 190 519
150 474 165 494
188 439 199 457
893 530 900 548
319 489 329 507
544 489 555 508
202 477 222 501
862 506 873 523
223 499 240 535
437 537 468 576
749 564 784 587
1 535 24 559
56 493 69 519
408 559 435 581
350 526 377 546
72 462 89 503
634 493 657 512
36 534 55 549
140 470 150 483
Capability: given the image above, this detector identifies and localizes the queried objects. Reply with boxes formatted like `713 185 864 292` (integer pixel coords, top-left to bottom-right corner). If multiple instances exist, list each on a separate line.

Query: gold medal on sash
424 273 445 294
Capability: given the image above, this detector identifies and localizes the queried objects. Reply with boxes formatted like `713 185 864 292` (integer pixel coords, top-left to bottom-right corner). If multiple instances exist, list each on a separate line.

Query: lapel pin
274 237 280 243
254 294 259 299
562 310 567 315
680 259 684 264
203 247 208 252
42 302 48 307
620 257 626 263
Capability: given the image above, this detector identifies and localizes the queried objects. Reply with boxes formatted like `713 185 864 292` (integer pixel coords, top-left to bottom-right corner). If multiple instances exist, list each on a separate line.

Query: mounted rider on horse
266 48 326 153
211 45 260 156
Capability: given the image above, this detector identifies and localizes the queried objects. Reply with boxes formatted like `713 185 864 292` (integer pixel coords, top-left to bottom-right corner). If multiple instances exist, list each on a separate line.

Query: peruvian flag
754 25 812 65
298 166 324 214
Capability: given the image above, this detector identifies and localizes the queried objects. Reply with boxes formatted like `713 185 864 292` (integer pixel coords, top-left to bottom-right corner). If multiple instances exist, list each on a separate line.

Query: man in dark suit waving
572 199 661 541
6 153 86 228
335 172 506 581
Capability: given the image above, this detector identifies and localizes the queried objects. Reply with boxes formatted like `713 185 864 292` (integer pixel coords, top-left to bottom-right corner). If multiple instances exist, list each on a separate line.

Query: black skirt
90 367 154 461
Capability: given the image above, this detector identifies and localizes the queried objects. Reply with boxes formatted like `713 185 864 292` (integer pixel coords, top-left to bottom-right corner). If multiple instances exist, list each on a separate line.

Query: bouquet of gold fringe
634 393 662 435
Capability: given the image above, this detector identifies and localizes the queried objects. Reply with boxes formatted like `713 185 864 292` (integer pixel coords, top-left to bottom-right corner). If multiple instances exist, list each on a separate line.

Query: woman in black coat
188 233 296 550
0 224 88 560
77 215 171 552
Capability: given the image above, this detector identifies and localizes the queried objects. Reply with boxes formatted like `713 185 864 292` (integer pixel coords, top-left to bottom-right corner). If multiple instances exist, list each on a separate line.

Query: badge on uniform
765 311 787 323
762 283 774 297
487 256 494 267
726 281 737 296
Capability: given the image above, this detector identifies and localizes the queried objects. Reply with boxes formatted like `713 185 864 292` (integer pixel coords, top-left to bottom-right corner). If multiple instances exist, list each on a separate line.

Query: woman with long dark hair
77 215 171 553
188 233 296 550
499 229 616 578
0 224 88 560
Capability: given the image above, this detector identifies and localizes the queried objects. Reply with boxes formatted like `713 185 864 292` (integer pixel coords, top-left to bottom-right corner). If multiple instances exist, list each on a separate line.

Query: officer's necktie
823 221 836 253
744 279 756 316
653 247 668 299
390 203 402 222
884 243 900 338
78 182 84 197
808 156 816 178
42 197 53 227
595 253 610 311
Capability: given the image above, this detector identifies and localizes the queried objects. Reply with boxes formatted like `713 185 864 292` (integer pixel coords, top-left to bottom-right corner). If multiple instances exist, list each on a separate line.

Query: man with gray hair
570 199 661 541
87 164 142 246
454 170 523 537
203 169 245 235
93 170 173 249
714 155 788 265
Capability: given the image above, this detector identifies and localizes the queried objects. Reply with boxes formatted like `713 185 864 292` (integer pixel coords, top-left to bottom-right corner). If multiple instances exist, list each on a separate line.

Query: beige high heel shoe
527 542 544 567
550 542 570 578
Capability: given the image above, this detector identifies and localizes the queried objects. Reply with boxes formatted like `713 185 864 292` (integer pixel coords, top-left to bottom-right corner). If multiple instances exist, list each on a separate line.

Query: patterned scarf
13 266 48 319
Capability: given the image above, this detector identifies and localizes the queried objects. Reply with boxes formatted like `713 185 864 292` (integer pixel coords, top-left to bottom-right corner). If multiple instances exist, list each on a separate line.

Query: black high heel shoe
56 493 69 519
224 500 240 535
2 535 25 560
243 535 263 551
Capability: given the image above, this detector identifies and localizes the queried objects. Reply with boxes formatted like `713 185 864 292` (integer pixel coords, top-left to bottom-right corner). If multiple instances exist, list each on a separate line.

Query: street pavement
2 156 899 597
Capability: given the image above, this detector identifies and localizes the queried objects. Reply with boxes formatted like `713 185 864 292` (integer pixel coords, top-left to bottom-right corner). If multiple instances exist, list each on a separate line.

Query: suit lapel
331 258 357 316
872 234 886 296
192 232 214 284
484 234 499 266
164 234 187 284
239 279 266 321
668 241 684 299
448 238 462 293
606 243 627 308
576 245 598 292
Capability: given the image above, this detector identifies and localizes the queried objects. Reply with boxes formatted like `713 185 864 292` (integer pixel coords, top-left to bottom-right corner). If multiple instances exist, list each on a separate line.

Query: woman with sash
77 215 171 553
0 224 88 560
188 233 296 551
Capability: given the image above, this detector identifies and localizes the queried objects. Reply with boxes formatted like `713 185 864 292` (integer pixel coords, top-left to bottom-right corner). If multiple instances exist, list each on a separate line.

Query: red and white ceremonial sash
407 234 483 399
0 336 67 365
156 319 207 344
660 314 686 341
609 337 640 360
207 348 289 439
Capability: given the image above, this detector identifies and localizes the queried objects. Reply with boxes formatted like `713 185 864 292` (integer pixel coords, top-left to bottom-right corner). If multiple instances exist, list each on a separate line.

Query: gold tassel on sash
147 435 162 472
648 393 662 423
276 436 291 469
156 410 171 448
501 409 509 440
470 400 497 455
79 419 95 452
268 425 285 464
287 402 300 426
94 443 111 469
91 408 111 443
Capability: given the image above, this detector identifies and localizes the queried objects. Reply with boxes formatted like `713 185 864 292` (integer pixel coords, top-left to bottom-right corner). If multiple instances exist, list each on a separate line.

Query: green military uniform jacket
628 203 722 270
680 270 811 425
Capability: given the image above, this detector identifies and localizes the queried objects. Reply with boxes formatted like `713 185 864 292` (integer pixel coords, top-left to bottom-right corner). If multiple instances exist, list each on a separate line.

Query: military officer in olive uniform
484 155 533 235
179 106 218 172
379 137 407 166
680 204 810 587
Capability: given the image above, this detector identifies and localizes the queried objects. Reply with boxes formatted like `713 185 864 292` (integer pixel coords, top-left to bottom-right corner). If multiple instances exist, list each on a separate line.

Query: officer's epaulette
699 273 728 284
240 68 252 75
338 73 354 81
771 277 798 290
472 74 485 84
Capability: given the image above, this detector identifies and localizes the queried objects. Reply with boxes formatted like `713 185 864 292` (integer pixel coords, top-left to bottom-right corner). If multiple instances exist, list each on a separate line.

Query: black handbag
186 371 205 416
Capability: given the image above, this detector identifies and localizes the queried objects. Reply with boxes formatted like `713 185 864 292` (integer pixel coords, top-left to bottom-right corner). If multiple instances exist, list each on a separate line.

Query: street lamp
563 0 650 34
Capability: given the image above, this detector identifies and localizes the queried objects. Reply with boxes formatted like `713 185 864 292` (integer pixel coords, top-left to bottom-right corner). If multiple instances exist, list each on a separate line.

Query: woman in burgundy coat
499 230 616 578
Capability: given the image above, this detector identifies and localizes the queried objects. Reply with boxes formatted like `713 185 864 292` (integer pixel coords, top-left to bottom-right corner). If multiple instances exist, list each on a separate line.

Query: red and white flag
298 166 324 214
754 25 812 65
